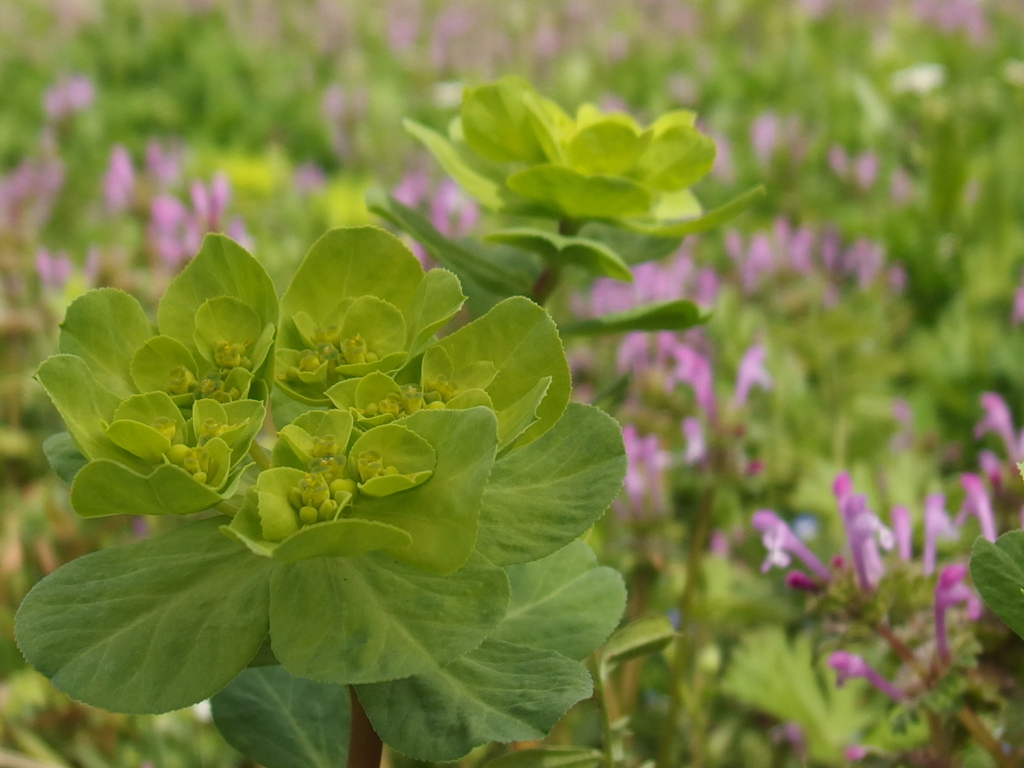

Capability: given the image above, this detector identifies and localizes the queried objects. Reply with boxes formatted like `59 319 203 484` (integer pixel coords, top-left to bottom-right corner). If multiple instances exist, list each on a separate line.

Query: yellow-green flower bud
330 478 357 496
168 364 196 395
310 435 339 458
401 384 424 414
298 349 322 373
198 417 227 441
425 374 457 403
357 450 385 482
299 506 319 525
214 341 250 369
288 489 303 509
151 417 178 442
317 498 339 521
165 443 191 464
312 325 340 347
340 334 368 364
297 472 331 508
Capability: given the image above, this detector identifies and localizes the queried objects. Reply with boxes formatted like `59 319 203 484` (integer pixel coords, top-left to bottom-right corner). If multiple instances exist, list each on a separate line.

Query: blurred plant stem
530 219 580 305
347 687 383 768
656 476 717 768
248 441 272 471
590 655 620 768
0 749 65 768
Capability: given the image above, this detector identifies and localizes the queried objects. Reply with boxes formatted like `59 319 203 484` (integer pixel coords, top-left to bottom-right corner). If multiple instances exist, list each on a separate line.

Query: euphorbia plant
16 227 629 765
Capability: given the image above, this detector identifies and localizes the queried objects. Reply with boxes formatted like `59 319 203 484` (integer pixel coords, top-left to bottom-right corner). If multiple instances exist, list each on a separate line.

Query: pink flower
392 169 429 207
35 248 71 290
788 227 814 275
751 510 831 581
741 233 774 293
834 473 894 591
750 112 780 165
785 570 823 592
923 493 959 576
979 450 1002 488
890 506 912 561
827 144 848 177
890 168 914 205
619 426 671 518
733 345 772 407
853 151 879 190
43 74 94 120
667 344 715 418
934 564 982 662
681 417 706 465
145 141 181 188
828 651 904 701
430 178 478 238
957 474 997 542
103 145 135 214
293 163 326 195
975 392 1023 462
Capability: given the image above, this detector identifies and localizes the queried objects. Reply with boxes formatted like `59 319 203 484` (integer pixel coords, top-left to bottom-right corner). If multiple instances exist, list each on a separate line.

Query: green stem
955 707 1017 768
589 656 617 768
248 441 272 471
655 482 716 768
347 687 383 768
530 218 580 305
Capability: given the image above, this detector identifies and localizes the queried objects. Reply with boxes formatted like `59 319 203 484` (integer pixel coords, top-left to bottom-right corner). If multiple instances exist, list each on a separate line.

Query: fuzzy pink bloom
103 145 135 214
890 167 914 205
934 564 982 662
619 426 671 518
742 233 774 293
834 473 894 591
709 530 730 557
35 248 71 290
785 571 823 592
788 227 814 274
844 745 869 761
923 493 958 576
890 506 913 561
827 144 848 177
750 112 780 165
667 344 715 418
828 651 904 701
975 392 1023 462
681 417 706 465
733 345 772 407
145 141 181 188
751 510 831 581
979 450 1002 488
958 474 997 542
43 74 94 120
854 151 879 190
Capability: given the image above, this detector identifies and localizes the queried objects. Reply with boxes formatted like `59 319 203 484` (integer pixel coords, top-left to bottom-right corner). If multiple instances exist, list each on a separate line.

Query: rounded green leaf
14 518 272 714
461 76 548 164
349 422 436 496
631 123 715 191
432 296 570 446
352 407 497 574
492 541 626 661
211 665 351 768
279 227 423 349
507 165 652 219
58 288 157 399
35 355 144 470
130 335 201 401
193 296 265 369
477 404 626 566
70 458 231 518
971 532 1024 640
403 268 466 354
268 551 510 685
599 615 676 678
42 432 88 485
104 420 172 463
157 234 278 358
356 639 593 761
567 120 649 176
270 519 413 562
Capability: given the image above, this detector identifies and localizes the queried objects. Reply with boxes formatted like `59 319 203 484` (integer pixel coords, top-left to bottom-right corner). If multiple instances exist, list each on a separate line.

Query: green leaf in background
268 551 509 685
483 748 605 768
14 518 272 714
507 165 652 219
560 299 704 337
35 355 145 471
42 432 88 486
403 119 509 211
484 227 633 282
58 288 157 399
631 122 716 191
567 119 649 176
577 222 680 265
433 296 570 446
492 540 626 660
721 627 872 764
368 193 532 298
352 408 497 574
211 665 350 768
599 615 675 677
157 233 278 359
477 404 626 566
461 76 548 164
356 639 593 761
971 532 1024 640
617 184 764 237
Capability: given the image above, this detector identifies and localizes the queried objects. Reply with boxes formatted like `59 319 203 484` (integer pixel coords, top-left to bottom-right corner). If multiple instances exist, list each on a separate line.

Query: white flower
891 63 945 95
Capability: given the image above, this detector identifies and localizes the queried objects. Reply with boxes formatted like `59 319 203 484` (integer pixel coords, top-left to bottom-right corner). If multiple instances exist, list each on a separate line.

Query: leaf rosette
405 75 763 241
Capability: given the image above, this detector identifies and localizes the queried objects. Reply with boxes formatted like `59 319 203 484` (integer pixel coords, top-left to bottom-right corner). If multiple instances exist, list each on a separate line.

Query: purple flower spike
834 473 894 591
890 506 912 561
733 345 772 407
619 426 670 519
785 571 822 592
828 651 905 701
751 510 831 581
979 450 1002 488
934 564 982 662
923 493 959 576
974 392 1023 462
667 344 716 418
958 474 997 542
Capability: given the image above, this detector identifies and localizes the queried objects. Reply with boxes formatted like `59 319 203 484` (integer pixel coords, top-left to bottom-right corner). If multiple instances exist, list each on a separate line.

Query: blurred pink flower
103 145 135 214
752 509 831 580
934 563 982 662
853 151 879 190
829 651 904 700
974 392 1023 462
923 492 958 576
750 112 780 165
681 416 706 465
890 505 912 561
619 426 671 518
957 474 997 542
35 248 71 290
734 345 772 407
834 472 894 591
43 74 94 120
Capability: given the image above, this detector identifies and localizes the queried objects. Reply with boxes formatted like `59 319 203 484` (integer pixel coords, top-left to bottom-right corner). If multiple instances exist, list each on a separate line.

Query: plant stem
347 687 383 768
655 482 716 768
955 707 1017 768
530 218 580 305
589 656 617 768
248 441 272 471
